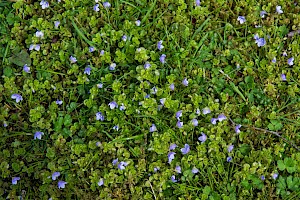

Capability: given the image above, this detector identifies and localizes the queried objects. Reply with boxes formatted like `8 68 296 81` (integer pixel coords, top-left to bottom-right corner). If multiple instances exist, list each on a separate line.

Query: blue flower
96 112 105 121
70 56 77 63
276 6 283 14
29 44 41 51
181 144 190 155
256 38 266 47
56 99 63 105
169 83 175 91
84 67 92 75
260 11 267 18
12 177 20 185
11 94 23 103
169 143 177 150
144 62 151 69
58 180 67 189
176 110 182 119
176 121 183 128
118 161 128 170
40 0 49 9
217 114 227 122
108 101 118 109
192 167 199 174
54 21 60 28
154 167 160 172
261 175 265 181
235 124 241 134
34 131 44 140
272 57 276 63
160 98 166 105
100 50 105 55
157 40 164 51
168 152 176 163
272 173 278 180
175 166 181 173
23 64 30 73
98 178 104 186
35 30 44 38
195 0 200 6
202 107 211 115
227 156 232 162
288 57 294 66
191 119 198 126
160 54 166 64
112 158 118 166
103 2 111 8
96 142 101 147
282 51 287 57
119 103 126 111
94 4 100 12
281 74 287 81
122 35 127 41
135 20 141 26
89 46 95 52
3 122 8 127
52 172 60 180
113 125 119 131
211 118 217 124
151 86 157 94
227 145 234 153
149 124 157 132
109 63 116 70
198 133 207 143
171 175 177 183
182 78 188 86
237 16 246 24
97 83 103 88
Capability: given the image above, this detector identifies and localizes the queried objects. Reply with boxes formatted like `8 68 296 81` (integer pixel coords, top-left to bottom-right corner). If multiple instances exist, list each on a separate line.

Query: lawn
1 0 300 199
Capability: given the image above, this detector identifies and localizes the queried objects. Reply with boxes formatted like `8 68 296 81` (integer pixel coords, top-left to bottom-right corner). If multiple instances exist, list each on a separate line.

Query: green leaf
203 186 211 195
287 176 299 191
54 117 64 132
3 66 14 77
277 160 286 171
9 49 31 67
64 114 72 127
276 176 286 190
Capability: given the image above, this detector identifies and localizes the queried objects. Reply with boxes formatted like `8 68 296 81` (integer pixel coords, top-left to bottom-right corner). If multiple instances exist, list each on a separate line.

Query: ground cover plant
1 0 300 199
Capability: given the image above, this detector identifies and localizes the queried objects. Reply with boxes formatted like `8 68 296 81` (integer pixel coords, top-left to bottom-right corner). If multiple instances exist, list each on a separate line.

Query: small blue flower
281 74 287 81
3 122 8 127
181 144 190 155
272 57 276 63
144 62 151 69
119 103 126 111
100 50 105 55
149 124 157 132
135 20 141 26
96 141 101 147
217 114 227 122
89 46 95 52
169 143 177 150
191 119 198 126
160 98 166 105
211 118 217 125
288 57 294 66
58 180 67 189
202 107 211 115
118 161 128 170
160 54 166 64
176 121 183 128
171 175 177 183
23 64 30 73
97 83 103 88
198 133 207 143
11 94 23 103
227 156 232 162
35 30 44 38
227 145 234 153
70 56 77 63
52 172 60 180
192 167 199 174
182 78 188 86
151 86 157 94
195 0 200 6
169 83 175 91
108 101 118 109
112 158 118 166
261 175 265 181
176 110 182 119
96 112 105 121
260 11 267 18
109 63 116 70
276 6 283 14
56 99 63 105
34 131 44 140
98 178 104 186
175 166 181 174
154 167 160 172
113 125 119 131
237 16 246 24
168 152 176 164
122 35 127 41
157 40 164 51
235 124 241 134
103 2 111 8
84 67 92 75
272 173 278 180
12 177 20 185
94 4 100 12
256 38 266 47
40 0 49 9
29 44 41 51
54 21 60 28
